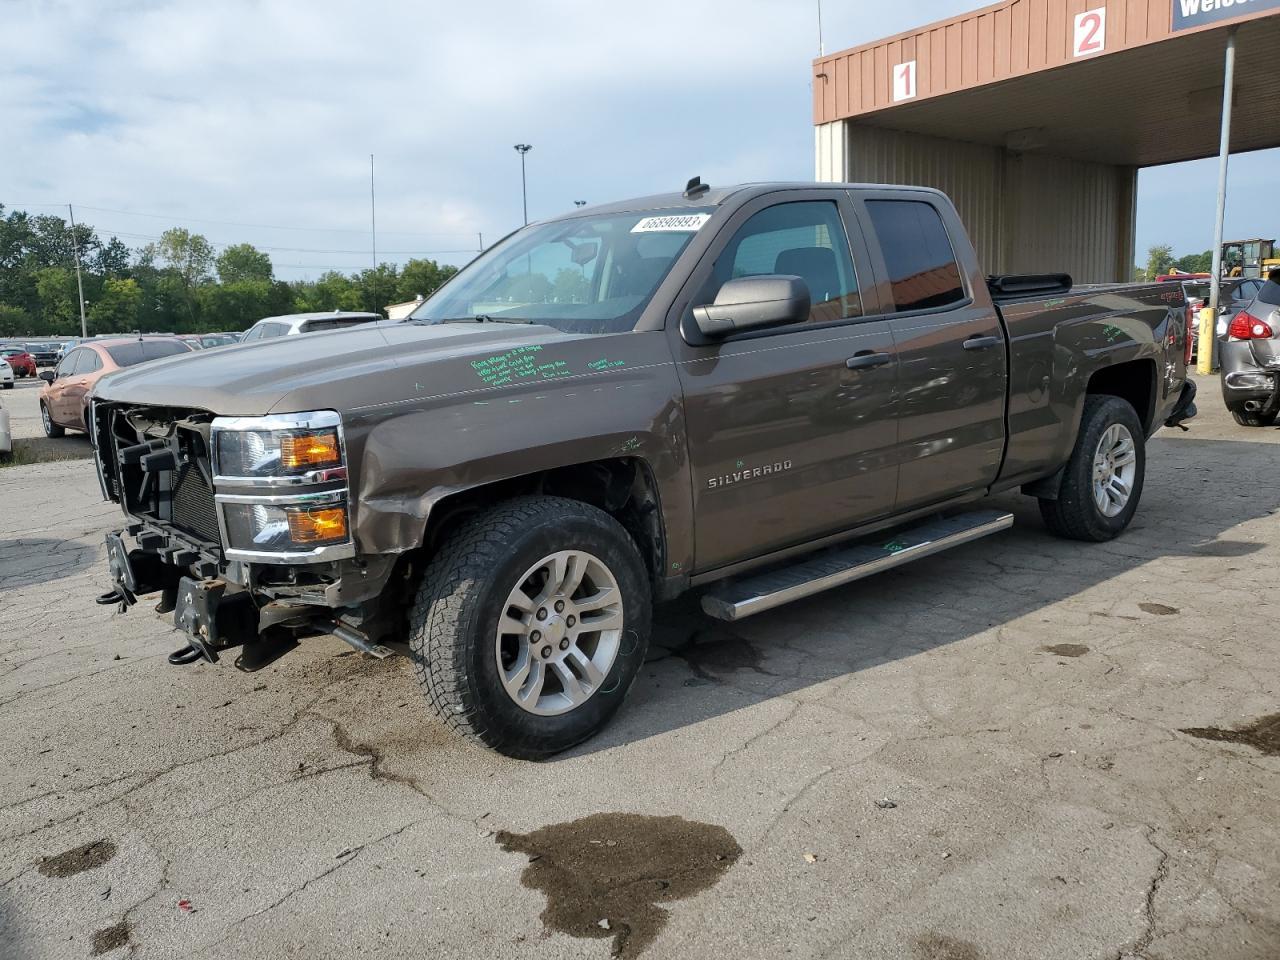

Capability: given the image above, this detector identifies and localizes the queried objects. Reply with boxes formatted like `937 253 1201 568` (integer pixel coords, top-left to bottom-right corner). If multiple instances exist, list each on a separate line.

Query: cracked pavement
1 374 1277 959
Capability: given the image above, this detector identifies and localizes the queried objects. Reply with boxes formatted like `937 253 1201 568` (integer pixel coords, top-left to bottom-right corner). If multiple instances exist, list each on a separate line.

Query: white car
240 311 383 341
0 357 13 390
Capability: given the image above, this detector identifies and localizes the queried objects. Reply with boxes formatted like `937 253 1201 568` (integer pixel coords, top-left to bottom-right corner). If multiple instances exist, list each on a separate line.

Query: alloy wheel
495 549 624 716
1092 423 1136 517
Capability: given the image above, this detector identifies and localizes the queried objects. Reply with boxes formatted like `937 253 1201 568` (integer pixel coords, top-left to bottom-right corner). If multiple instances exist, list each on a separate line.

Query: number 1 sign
1073 7 1106 57
892 60 916 102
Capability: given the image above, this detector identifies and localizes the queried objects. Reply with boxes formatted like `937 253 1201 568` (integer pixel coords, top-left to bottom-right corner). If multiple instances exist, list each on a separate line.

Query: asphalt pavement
1 374 1277 960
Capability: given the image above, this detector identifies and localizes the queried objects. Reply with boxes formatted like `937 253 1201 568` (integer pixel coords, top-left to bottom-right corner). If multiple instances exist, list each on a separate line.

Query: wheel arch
415 457 674 597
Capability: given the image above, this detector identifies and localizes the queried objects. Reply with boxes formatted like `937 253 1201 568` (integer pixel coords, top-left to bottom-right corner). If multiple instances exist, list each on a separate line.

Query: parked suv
240 312 383 341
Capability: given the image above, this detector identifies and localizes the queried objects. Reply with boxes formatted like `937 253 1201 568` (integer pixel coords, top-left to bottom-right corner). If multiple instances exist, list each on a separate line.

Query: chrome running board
700 510 1014 622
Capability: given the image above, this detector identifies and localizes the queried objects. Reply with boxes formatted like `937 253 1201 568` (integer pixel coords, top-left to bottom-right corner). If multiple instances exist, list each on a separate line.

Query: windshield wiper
440 314 532 324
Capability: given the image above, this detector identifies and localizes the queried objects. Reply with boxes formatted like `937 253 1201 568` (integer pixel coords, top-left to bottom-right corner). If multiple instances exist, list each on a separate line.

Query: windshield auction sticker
631 213 711 233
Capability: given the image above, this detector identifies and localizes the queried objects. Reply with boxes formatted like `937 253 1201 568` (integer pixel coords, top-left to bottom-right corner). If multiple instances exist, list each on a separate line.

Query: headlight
211 411 354 562
222 495 350 551
215 418 343 479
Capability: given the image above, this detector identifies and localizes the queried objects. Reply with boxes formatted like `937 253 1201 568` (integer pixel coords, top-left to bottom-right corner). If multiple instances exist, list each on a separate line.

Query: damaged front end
91 401 398 669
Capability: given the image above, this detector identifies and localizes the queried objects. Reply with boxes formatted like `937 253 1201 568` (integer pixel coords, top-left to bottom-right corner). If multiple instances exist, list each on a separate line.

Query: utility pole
370 153 377 271
68 204 87 338
817 0 824 56
1202 26 1237 376
514 144 533 225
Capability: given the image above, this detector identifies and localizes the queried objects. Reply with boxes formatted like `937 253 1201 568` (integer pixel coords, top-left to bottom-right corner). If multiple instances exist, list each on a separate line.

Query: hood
93 321 579 416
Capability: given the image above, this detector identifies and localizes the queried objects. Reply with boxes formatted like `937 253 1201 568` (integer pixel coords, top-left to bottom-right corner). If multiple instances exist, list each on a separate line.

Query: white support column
814 120 847 182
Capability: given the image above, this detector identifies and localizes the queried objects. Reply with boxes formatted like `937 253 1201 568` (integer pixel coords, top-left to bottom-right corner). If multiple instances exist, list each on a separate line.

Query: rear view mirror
39 370 54 383
692 275 810 339
570 241 599 267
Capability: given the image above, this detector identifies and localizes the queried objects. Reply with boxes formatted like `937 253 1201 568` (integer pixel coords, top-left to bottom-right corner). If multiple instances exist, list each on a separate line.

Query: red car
0 348 37 378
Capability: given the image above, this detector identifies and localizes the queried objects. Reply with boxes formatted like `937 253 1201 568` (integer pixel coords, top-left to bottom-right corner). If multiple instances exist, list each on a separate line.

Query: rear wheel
40 402 64 438
407 495 651 759
1038 396 1145 542
1229 405 1277 428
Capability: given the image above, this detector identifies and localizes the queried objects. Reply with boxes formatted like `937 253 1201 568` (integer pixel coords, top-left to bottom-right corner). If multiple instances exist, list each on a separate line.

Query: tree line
1136 244 1214 281
0 205 461 338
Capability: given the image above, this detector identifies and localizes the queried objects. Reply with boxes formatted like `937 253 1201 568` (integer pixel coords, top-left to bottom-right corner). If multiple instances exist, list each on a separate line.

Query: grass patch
0 436 94 468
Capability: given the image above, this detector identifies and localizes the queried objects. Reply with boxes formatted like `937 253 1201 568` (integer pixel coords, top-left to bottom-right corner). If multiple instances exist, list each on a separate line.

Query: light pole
514 144 532 225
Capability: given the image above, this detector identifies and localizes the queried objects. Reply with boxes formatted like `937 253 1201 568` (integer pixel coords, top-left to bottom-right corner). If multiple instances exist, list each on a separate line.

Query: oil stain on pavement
496 812 741 957
37 838 116 878
1041 643 1089 658
913 932 983 960
90 919 131 956
1181 712 1280 756
1138 602 1179 616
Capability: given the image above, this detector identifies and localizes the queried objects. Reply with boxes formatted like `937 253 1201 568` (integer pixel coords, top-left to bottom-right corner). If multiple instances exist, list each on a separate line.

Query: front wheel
1 382 12 390
1229 405 1277 428
1039 396 1145 542
40 402 64 438
407 496 652 759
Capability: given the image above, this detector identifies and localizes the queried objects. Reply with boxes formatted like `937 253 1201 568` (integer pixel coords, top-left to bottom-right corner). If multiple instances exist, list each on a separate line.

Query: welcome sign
1172 0 1280 31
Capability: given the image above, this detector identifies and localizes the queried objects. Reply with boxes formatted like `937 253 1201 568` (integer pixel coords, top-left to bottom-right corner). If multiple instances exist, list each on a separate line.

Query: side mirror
39 370 55 383
692 275 810 339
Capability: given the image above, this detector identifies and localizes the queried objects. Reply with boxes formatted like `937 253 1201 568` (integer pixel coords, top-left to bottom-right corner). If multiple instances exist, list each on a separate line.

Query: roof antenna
683 176 710 199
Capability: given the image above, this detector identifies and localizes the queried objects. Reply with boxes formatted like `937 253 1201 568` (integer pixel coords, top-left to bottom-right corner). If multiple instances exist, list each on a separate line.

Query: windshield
411 207 714 335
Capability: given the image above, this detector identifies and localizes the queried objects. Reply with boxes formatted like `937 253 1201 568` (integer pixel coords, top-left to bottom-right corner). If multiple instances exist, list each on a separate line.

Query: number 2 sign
1073 7 1106 57
892 60 916 102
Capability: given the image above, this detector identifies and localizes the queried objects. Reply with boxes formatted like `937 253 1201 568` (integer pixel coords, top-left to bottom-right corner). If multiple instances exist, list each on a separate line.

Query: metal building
814 0 1280 281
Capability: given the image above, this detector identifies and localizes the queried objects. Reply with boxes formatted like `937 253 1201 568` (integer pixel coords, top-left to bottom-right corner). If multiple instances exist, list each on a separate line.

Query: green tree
34 266 80 334
0 304 29 337
551 267 588 303
141 228 214 326
1144 244 1174 280
396 258 457 302
216 243 273 284
295 271 364 312
1173 249 1213 274
146 228 214 286
87 278 143 334
355 263 399 315
95 237 133 278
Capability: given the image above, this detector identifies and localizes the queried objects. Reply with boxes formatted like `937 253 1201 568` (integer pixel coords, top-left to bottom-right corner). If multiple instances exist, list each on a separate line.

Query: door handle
963 335 1001 351
845 351 892 370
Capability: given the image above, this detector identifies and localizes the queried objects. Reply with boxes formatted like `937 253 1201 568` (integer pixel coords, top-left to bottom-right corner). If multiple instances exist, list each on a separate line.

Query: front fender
342 332 693 571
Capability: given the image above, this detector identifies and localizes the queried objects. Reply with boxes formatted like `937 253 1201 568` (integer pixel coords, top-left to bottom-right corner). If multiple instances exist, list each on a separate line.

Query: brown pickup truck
89 181 1197 757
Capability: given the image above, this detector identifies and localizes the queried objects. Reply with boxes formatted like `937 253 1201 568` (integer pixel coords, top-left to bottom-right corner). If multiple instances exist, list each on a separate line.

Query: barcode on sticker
631 213 711 233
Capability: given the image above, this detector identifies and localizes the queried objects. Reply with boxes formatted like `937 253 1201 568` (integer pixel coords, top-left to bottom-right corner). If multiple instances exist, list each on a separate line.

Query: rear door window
866 200 966 312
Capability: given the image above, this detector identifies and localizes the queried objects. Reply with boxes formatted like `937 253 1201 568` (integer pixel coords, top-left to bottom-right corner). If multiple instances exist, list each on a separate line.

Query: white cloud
8 0 1258 276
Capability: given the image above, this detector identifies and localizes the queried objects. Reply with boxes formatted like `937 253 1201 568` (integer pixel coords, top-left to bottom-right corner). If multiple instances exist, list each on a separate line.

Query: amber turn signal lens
279 430 341 470
286 506 348 544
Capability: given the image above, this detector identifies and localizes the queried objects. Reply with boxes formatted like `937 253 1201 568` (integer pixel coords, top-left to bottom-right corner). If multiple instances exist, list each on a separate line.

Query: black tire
1229 406 1277 428
1 382 12 390
40 402 64 438
1038 396 1145 542
408 495 652 759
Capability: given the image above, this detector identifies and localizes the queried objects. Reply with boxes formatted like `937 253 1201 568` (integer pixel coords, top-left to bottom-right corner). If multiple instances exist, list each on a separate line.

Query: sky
2 0 1276 280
